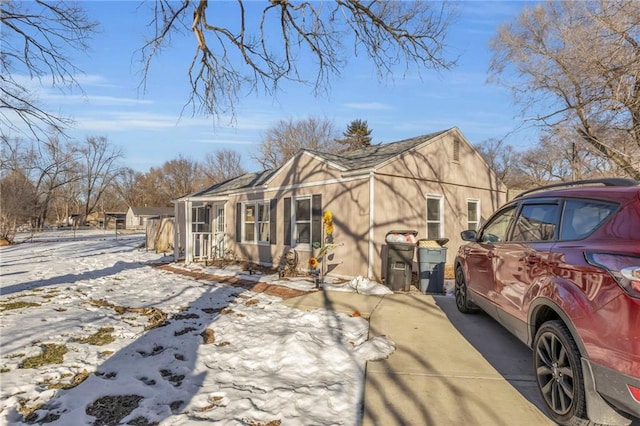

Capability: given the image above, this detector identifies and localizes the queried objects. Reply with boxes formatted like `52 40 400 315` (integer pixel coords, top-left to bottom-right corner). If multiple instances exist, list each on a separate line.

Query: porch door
214 204 226 259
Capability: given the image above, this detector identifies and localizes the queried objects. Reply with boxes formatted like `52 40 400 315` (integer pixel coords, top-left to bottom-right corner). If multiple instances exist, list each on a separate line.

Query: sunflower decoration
308 256 319 269
323 210 334 236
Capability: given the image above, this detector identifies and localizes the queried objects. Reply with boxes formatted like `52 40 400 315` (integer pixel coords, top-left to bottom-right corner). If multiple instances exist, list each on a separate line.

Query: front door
214 204 225 259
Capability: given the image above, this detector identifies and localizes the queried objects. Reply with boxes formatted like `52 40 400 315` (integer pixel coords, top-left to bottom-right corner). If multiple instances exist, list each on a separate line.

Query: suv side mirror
461 230 478 241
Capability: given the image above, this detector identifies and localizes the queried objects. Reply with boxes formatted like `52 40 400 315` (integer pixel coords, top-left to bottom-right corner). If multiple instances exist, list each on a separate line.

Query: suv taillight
585 252 640 299
586 253 640 298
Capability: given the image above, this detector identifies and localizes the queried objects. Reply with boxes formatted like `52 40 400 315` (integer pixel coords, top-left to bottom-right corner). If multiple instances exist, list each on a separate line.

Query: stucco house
173 128 507 282
126 206 174 230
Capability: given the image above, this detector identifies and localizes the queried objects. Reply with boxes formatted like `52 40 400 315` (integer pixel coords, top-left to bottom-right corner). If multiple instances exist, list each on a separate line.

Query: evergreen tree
336 119 373 151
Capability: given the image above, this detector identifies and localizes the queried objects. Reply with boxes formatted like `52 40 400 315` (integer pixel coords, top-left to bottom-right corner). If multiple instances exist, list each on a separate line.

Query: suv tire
534 320 591 426
454 266 478 314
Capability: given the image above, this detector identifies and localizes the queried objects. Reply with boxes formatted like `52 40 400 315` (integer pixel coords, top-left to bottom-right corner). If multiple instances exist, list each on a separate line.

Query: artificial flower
325 222 334 236
323 210 333 225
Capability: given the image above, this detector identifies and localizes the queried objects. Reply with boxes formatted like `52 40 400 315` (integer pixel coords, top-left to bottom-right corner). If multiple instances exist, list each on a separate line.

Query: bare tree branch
489 0 640 180
1 1 97 140
140 0 455 119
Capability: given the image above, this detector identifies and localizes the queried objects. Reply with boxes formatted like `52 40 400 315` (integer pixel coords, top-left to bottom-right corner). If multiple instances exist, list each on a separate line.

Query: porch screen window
192 206 209 233
426 195 443 239
243 201 270 243
295 198 311 245
467 200 480 231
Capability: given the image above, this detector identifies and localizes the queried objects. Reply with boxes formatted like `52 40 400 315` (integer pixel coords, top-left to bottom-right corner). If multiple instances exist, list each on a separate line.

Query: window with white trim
243 201 270 243
192 205 209 232
426 195 443 239
467 199 480 231
294 197 311 247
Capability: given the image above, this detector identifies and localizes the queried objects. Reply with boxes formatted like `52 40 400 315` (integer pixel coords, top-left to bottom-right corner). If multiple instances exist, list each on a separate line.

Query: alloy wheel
534 330 576 416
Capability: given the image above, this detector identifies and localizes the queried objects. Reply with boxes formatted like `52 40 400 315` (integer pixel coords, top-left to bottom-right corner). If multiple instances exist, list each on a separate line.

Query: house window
192 205 209 233
243 201 270 243
294 197 311 246
426 195 443 239
467 199 480 231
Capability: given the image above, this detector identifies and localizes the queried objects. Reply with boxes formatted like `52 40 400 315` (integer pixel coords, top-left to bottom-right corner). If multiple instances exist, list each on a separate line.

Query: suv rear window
511 203 559 242
560 199 617 240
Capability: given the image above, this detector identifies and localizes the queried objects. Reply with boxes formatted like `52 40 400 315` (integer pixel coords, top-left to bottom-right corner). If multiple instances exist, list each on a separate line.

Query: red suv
454 178 640 425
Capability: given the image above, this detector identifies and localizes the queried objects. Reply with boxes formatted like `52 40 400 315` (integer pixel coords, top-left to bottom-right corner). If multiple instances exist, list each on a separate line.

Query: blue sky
24 1 538 172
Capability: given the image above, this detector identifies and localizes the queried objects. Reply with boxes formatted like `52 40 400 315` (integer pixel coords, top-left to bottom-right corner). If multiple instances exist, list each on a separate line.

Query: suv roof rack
515 178 639 198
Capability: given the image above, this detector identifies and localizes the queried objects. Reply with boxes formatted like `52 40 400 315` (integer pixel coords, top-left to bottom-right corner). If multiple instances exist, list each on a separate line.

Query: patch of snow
0 230 395 425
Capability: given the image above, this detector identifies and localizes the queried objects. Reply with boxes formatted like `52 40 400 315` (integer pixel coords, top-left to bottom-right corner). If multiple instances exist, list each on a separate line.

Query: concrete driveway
285 290 555 425
362 293 554 425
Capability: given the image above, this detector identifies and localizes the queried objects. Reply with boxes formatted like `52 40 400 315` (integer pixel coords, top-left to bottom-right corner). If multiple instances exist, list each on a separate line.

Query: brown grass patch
87 300 167 330
0 301 41 312
40 369 90 389
72 327 115 346
19 344 68 369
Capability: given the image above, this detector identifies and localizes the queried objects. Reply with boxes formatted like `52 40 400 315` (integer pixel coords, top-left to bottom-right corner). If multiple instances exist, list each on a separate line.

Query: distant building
126 206 174 230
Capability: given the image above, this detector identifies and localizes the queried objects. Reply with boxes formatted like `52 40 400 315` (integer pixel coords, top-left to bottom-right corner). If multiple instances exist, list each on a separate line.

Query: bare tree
0 169 36 241
141 1 455 117
474 138 526 188
78 136 124 219
155 156 203 202
1 135 81 230
489 0 640 180
114 167 147 208
254 116 340 169
202 149 247 184
1 1 97 139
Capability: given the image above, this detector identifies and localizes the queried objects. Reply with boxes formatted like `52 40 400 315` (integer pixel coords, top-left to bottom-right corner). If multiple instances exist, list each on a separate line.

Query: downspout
368 172 375 278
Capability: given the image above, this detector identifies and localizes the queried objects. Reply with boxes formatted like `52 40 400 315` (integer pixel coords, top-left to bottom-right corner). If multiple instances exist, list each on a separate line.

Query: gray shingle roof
185 130 451 198
189 169 277 198
306 130 448 170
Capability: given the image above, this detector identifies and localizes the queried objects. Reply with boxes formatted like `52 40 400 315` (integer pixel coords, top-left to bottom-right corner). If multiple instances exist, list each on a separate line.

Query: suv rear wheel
534 320 590 425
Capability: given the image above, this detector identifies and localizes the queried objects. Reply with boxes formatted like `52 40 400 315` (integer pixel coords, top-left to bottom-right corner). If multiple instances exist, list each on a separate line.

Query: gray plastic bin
417 240 448 294
384 230 417 291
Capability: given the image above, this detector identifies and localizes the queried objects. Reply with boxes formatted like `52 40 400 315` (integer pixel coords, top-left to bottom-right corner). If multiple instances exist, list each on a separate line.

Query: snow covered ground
0 230 395 425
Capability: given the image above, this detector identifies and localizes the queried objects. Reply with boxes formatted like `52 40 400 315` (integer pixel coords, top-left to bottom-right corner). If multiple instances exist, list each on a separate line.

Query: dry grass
72 327 115 346
87 299 167 330
0 301 41 312
19 344 68 369
40 369 90 390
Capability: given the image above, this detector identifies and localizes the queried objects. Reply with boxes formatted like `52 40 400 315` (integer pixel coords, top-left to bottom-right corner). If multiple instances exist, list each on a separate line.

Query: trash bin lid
417 238 449 247
386 230 418 243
